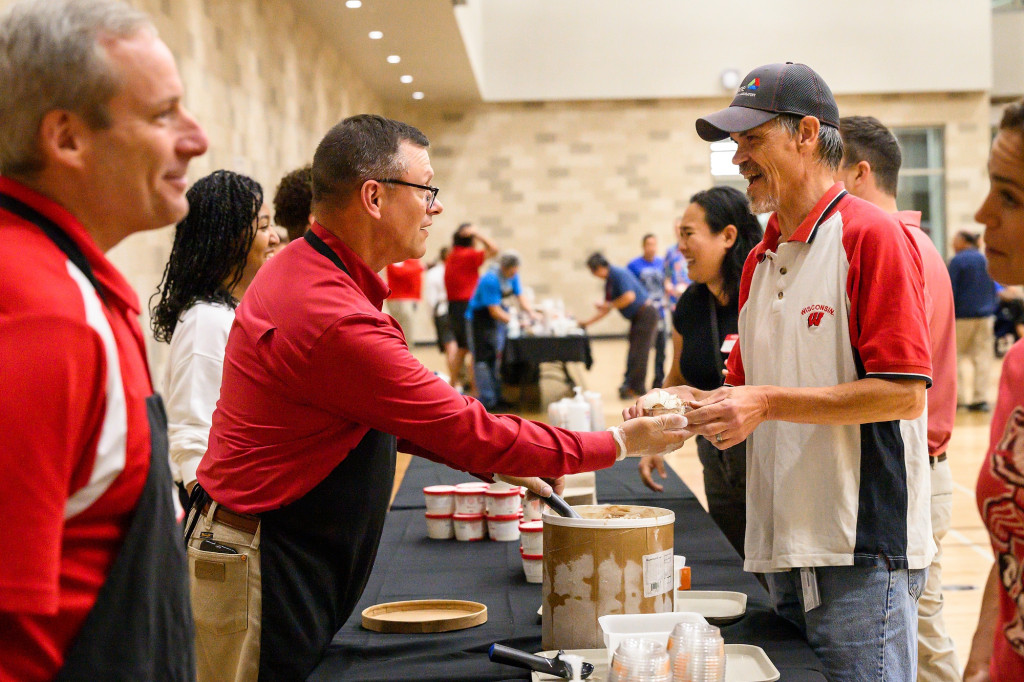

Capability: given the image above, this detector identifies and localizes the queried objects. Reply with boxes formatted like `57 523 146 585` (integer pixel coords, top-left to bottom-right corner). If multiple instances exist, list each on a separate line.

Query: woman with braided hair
151 170 279 507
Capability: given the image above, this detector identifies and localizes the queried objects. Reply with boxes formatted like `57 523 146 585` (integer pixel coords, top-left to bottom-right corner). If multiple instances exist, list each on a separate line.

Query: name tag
720 334 738 354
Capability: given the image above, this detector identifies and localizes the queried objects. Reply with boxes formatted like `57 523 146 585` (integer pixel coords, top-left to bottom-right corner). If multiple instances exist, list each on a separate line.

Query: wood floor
405 336 996 668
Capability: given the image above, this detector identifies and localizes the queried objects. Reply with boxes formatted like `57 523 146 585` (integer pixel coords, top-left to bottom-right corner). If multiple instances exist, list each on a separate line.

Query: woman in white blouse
151 170 279 507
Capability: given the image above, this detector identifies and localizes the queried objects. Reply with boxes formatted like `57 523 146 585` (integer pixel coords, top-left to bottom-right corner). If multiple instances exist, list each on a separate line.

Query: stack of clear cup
667 622 725 682
607 638 671 682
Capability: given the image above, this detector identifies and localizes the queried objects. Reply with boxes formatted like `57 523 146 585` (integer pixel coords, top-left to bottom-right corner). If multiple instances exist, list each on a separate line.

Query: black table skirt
310 458 825 681
501 335 593 385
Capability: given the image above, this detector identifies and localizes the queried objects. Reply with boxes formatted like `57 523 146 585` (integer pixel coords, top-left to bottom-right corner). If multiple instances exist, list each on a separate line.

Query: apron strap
0 191 107 304
303 228 351 276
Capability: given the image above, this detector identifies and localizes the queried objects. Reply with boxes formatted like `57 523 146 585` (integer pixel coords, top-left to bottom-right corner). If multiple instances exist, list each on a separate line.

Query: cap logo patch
747 78 760 91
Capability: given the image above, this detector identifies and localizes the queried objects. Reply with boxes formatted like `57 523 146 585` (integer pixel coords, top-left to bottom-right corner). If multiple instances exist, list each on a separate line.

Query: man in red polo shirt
837 115 959 682
190 114 688 681
0 1 208 679
445 221 498 390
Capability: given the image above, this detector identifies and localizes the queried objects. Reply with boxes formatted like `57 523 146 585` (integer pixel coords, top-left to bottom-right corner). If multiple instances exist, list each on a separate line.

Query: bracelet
607 426 628 460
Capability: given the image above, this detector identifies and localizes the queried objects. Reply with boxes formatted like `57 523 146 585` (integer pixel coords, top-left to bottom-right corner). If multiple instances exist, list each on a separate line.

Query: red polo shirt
444 245 486 302
0 177 152 680
199 222 615 513
386 258 424 300
895 211 956 458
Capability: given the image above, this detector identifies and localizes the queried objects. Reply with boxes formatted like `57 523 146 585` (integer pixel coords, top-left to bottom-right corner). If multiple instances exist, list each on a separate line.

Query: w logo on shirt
801 304 835 329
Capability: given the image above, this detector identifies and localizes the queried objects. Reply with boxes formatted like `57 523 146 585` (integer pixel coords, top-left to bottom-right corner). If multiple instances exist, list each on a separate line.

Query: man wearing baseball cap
652 63 935 679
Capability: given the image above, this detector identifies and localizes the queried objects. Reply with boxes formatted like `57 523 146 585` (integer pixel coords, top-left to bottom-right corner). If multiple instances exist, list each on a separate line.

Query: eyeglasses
376 179 440 210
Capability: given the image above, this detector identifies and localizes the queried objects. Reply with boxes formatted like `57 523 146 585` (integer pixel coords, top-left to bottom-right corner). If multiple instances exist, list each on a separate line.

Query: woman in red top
966 98 1024 682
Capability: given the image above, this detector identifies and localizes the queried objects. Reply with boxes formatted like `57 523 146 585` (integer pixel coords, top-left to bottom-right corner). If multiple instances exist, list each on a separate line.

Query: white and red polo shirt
0 177 152 679
725 183 935 573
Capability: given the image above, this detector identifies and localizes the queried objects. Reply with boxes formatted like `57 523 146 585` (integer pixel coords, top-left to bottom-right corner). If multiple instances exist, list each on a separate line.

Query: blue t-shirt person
627 255 666 311
606 265 647 319
949 247 997 318
663 245 691 306
466 267 521 320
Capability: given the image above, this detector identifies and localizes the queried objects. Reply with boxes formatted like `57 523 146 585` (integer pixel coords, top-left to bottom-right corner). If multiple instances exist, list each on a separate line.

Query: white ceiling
290 0 481 104
291 0 993 106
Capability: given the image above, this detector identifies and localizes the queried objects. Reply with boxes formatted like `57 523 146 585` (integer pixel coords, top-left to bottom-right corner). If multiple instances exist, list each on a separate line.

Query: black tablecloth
310 459 826 681
502 335 593 385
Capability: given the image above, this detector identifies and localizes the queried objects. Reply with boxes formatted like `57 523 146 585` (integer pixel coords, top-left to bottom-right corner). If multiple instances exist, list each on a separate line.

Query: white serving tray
724 643 780 681
674 590 747 625
530 645 779 682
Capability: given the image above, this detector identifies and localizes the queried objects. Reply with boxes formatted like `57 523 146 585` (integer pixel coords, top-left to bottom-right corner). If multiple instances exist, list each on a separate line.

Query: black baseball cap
696 62 839 142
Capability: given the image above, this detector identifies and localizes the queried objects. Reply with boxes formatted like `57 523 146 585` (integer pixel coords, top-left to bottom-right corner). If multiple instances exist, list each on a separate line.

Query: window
893 127 946 258
709 139 746 194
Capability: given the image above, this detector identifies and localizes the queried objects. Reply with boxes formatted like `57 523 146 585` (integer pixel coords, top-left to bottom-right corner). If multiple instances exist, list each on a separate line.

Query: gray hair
0 0 153 177
498 250 520 271
776 114 844 172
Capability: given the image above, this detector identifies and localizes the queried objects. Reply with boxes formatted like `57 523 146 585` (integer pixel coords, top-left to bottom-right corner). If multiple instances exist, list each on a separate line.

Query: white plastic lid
519 521 543 532
423 485 456 495
453 512 485 520
455 488 487 496
454 482 489 490
486 487 521 497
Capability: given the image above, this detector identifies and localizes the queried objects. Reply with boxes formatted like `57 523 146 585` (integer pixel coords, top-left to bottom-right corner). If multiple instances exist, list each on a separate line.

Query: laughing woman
639 186 762 557
965 99 1024 682
151 170 279 507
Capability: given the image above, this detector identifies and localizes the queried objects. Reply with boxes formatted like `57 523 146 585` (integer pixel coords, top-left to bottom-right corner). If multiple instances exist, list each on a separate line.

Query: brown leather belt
929 453 947 466
201 501 259 534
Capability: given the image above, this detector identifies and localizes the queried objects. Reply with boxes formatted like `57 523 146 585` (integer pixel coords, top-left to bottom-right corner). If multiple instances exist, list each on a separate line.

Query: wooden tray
361 599 487 634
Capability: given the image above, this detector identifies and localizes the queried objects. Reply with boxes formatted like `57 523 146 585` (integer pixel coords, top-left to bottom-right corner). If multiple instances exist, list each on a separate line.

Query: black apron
253 230 397 679
0 192 195 681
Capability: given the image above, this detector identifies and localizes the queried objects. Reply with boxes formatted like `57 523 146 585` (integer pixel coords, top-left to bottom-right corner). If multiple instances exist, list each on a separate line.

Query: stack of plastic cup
667 622 725 682
607 638 671 682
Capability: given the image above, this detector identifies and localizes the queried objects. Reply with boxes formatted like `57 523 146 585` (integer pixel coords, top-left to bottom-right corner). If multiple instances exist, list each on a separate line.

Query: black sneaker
967 401 991 412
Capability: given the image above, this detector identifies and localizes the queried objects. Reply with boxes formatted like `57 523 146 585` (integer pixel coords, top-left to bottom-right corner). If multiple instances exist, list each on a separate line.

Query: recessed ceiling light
387 55 401 64
400 75 413 84
345 0 361 7
412 91 424 100
368 30 383 39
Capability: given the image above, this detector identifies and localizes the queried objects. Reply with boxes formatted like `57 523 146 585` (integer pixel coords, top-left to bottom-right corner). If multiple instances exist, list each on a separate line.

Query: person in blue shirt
627 234 668 389
466 251 533 410
580 252 659 399
949 230 998 411
664 217 691 307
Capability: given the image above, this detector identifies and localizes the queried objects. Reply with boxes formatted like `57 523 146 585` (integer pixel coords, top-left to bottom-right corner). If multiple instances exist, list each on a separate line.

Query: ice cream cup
453 513 486 541
423 485 456 514
521 549 544 583
487 514 521 541
424 513 454 540
519 520 543 554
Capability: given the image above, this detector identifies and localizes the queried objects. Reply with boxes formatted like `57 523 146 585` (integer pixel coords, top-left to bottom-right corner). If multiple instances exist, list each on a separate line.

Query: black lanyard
708 287 725 381
0 191 107 304
303 228 351 277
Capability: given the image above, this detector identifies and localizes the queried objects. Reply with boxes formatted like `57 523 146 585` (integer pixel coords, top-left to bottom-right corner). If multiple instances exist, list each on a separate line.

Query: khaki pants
955 317 993 405
917 458 960 682
186 502 262 682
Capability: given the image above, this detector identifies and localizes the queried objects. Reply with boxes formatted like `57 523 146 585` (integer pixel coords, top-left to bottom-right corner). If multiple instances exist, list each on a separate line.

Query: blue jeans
767 564 927 681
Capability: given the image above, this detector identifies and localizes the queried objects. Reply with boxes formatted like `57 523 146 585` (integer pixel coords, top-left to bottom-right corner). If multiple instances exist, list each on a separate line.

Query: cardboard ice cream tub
542 504 675 650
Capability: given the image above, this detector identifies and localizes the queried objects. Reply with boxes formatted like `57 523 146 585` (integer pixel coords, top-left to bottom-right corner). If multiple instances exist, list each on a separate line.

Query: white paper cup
519 520 543 554
486 486 522 516
521 550 543 583
423 485 456 514
424 513 454 540
522 496 543 522
674 555 687 590
454 488 486 515
487 514 521 541
453 513 486 541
